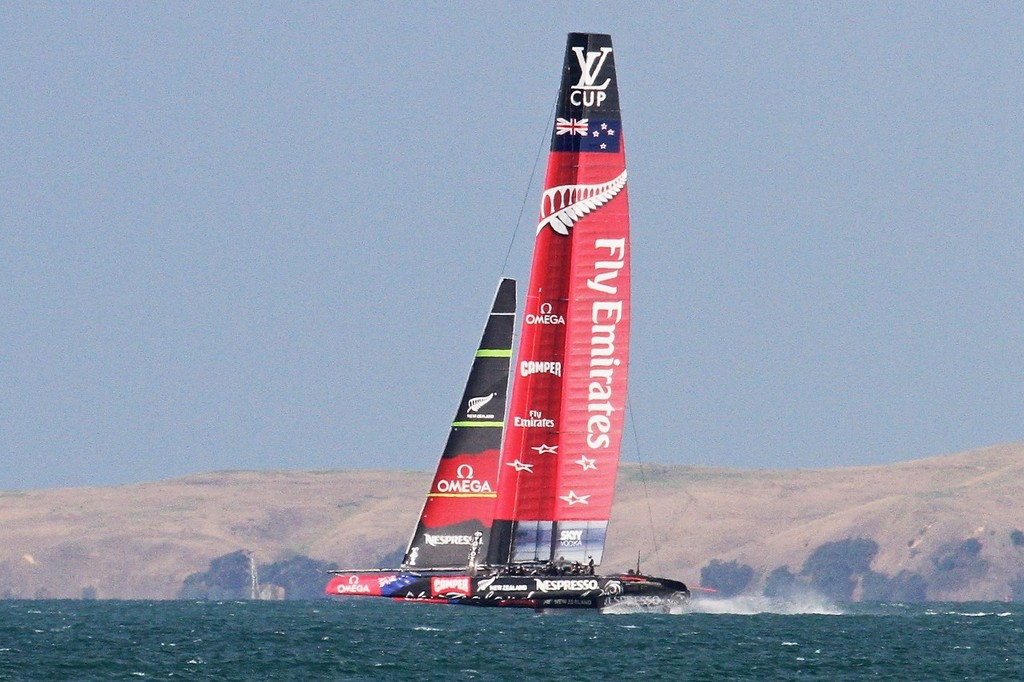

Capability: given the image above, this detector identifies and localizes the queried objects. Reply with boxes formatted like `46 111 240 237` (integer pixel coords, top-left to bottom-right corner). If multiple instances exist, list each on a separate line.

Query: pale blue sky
2 2 1022 490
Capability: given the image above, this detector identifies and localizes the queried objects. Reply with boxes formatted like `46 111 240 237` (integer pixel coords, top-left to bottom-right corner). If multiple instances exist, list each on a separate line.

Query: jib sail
402 278 516 570
490 33 630 568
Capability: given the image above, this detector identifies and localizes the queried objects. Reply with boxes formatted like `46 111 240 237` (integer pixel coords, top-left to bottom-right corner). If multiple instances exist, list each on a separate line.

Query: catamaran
325 32 689 610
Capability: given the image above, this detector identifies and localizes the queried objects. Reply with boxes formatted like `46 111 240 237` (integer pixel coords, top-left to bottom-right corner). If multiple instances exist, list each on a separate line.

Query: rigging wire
627 393 662 573
497 98 556 564
500 98 557 275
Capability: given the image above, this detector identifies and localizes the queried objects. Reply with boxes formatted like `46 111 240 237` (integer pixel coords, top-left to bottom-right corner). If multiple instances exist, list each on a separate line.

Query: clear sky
2 3 1022 490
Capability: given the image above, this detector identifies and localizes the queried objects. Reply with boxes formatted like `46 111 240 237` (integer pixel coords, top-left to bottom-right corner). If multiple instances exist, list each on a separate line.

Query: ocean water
0 598 1020 680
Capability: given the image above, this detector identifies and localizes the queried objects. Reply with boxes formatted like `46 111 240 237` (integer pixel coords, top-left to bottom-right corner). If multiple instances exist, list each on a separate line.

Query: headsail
402 278 516 570
490 33 630 567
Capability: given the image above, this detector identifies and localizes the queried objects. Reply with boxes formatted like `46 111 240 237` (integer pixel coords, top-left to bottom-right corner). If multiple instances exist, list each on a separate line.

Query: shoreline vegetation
1 442 1022 601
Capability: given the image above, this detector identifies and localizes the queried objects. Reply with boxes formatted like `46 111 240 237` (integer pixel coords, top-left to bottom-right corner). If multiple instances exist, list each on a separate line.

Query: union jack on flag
555 117 589 136
551 119 621 153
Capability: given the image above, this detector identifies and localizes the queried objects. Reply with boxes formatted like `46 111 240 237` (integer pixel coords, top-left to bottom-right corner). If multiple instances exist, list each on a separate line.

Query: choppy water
0 598 1020 680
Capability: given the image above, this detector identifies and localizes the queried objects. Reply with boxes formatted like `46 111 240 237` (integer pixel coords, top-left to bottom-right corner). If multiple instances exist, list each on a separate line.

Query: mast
402 278 516 570
490 33 630 567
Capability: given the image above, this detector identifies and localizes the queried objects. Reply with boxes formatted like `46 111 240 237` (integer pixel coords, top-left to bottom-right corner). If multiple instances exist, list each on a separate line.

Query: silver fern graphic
467 393 496 413
536 169 627 235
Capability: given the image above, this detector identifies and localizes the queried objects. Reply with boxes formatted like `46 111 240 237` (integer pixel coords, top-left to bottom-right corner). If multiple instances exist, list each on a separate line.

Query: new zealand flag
551 117 621 153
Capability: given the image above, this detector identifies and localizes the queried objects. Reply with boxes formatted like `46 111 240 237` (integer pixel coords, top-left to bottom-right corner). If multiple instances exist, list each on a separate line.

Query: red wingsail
490 33 630 567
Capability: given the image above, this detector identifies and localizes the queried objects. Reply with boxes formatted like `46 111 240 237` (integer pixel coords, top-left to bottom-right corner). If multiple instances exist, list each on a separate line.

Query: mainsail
402 278 516 569
489 33 630 567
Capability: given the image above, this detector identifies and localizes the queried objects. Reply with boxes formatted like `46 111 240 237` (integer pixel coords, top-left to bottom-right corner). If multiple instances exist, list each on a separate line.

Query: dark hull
325 570 689 611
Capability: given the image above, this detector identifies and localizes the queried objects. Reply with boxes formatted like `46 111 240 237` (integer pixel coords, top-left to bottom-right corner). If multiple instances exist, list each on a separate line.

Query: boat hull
325 571 689 611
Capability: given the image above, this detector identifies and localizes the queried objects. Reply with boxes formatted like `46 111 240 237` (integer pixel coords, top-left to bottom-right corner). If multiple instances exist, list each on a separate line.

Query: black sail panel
402 278 516 569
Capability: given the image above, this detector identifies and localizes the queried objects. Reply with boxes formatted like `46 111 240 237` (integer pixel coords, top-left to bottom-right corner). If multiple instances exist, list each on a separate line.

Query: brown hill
1 443 1022 600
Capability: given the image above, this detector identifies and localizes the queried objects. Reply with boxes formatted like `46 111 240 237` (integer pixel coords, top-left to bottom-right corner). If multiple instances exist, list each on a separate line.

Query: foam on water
685 594 843 615
598 593 841 616
926 609 1012 618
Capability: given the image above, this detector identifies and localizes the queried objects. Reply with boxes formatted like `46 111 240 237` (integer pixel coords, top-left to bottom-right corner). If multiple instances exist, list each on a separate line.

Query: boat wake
603 594 842 616
688 594 842 615
600 601 684 615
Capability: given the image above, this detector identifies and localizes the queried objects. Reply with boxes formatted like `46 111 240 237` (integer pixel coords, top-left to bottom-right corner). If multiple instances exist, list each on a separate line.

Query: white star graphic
575 455 596 471
592 131 600 137
532 444 558 455
599 143 607 150
560 490 590 506
607 129 615 136
506 459 534 473
600 122 608 130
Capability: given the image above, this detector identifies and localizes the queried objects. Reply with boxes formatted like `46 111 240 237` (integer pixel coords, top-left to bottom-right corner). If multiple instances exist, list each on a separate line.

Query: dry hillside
1 442 1022 600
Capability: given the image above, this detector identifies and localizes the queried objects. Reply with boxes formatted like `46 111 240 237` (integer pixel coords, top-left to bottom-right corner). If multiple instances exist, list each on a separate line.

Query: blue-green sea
1 598 1020 680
